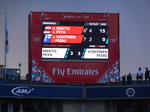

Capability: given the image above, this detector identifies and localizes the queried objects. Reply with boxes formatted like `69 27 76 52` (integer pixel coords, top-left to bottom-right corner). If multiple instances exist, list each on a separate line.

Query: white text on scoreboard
83 48 108 59
42 48 67 58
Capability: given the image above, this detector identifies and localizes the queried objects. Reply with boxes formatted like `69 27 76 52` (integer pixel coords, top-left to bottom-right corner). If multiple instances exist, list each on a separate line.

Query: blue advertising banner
86 86 150 99
0 85 83 99
1 84 150 99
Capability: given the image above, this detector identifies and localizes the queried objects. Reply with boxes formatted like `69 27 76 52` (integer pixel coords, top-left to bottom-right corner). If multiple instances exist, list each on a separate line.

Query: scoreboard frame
28 12 119 84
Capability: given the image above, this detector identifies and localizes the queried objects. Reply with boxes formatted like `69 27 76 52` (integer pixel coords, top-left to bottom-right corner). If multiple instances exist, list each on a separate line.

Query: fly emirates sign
52 68 99 76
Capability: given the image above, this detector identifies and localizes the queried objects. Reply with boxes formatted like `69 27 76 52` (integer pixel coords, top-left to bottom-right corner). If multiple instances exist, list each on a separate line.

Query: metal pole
8 100 13 112
82 101 85 112
4 7 7 83
18 63 22 83
0 101 1 112
20 99 23 112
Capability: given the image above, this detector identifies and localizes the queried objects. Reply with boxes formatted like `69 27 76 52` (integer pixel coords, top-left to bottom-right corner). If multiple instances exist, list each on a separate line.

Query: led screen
42 21 108 60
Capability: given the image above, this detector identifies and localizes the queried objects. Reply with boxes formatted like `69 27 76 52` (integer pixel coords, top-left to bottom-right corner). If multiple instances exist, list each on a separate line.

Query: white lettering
56 35 76 39
67 68 98 75
43 22 57 25
89 23 99 25
56 27 70 30
55 39 66 42
52 68 65 76
11 87 34 96
56 31 66 34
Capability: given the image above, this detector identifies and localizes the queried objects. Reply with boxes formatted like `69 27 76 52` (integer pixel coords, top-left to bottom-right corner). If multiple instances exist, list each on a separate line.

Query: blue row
0 85 83 99
0 84 150 99
86 86 150 99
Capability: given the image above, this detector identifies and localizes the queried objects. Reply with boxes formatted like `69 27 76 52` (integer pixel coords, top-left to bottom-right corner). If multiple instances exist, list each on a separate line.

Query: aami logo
11 87 34 96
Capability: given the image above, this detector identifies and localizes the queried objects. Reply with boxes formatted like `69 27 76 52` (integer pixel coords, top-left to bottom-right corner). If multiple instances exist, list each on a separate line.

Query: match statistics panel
42 21 108 60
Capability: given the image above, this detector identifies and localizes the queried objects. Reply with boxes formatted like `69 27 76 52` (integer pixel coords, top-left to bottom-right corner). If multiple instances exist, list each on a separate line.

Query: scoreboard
42 21 108 60
29 12 119 83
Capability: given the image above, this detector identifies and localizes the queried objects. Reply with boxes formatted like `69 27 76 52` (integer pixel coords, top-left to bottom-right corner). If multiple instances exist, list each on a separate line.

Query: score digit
83 37 86 41
102 37 106 42
89 37 92 42
83 28 88 33
70 51 73 55
100 29 106 33
89 28 92 33
78 51 81 55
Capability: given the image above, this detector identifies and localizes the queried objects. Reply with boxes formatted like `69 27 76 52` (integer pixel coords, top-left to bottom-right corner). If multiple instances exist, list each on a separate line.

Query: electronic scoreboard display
42 21 108 60
29 12 119 83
